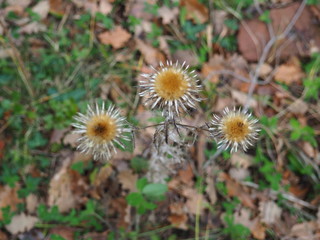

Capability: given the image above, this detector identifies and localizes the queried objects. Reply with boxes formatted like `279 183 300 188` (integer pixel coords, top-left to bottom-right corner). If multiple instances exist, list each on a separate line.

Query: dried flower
72 102 131 160
209 107 259 153
139 61 202 119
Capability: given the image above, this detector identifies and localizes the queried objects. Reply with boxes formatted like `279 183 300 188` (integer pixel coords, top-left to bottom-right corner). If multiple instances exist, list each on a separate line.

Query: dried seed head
139 61 202 119
72 102 131 161
209 107 260 153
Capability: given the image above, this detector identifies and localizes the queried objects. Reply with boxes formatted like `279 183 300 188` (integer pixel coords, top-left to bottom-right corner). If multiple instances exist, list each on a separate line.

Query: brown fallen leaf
158 6 179 24
178 164 194 186
83 231 108 240
0 184 22 221
118 169 137 192
302 141 316 158
182 188 208 215
288 99 308 115
5 213 38 235
98 26 131 49
0 231 8 240
230 153 253 169
135 38 166 66
259 201 282 226
6 0 31 9
49 0 69 16
274 57 305 85
19 22 47 34
168 213 188 230
231 90 257 108
180 0 208 24
229 167 250 182
109 197 130 228
270 2 320 58
234 208 266 240
0 140 5 159
290 221 319 240
63 132 81 148
50 226 75 240
237 19 270 62
99 0 112 14
48 159 87 212
221 172 255 209
50 128 69 144
32 0 49 19
26 194 39 214
205 169 217 204
172 49 199 67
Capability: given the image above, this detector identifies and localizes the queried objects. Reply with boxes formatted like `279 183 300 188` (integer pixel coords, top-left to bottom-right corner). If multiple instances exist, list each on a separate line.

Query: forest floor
0 0 320 239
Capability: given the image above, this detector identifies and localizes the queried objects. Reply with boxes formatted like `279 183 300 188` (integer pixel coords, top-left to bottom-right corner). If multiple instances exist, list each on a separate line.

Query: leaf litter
0 0 320 239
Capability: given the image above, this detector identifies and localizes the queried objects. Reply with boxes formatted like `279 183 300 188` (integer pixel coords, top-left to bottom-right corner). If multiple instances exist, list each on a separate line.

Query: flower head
72 102 131 160
139 61 202 119
209 107 259 153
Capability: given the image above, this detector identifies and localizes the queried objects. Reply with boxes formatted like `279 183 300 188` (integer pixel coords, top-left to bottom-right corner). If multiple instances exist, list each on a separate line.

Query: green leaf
28 132 48 149
142 183 168 201
136 177 148 192
50 234 67 240
259 10 271 23
224 19 239 30
131 157 148 173
126 192 144 207
71 161 85 174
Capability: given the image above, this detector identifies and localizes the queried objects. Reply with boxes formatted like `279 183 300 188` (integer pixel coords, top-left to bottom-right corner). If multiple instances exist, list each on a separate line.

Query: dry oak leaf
99 0 112 15
135 38 166 66
118 169 138 192
48 162 80 213
180 0 208 24
168 202 188 230
231 90 257 108
6 0 31 9
0 184 22 221
173 49 199 67
182 188 208 215
32 0 49 19
98 26 131 49
290 221 319 240
237 19 270 62
259 201 282 225
49 0 69 16
221 172 255 209
158 6 179 24
5 213 38 235
50 226 74 240
234 208 266 240
26 194 39 214
274 57 305 85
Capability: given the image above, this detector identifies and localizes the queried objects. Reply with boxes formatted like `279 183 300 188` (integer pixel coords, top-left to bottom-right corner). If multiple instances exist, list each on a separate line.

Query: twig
241 181 317 210
243 0 307 112
202 147 225 169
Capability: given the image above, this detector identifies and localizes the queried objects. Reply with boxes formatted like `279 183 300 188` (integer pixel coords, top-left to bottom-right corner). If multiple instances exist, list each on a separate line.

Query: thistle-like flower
209 107 259 153
72 102 131 161
139 61 202 119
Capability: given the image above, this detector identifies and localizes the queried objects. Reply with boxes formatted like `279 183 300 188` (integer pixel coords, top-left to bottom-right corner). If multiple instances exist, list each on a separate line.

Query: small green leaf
136 177 148 192
259 10 271 23
131 157 148 173
142 183 168 201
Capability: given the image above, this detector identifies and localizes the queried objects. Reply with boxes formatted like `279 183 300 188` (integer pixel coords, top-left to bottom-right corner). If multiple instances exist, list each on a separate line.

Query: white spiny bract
209 107 260 153
139 61 202 119
72 102 131 161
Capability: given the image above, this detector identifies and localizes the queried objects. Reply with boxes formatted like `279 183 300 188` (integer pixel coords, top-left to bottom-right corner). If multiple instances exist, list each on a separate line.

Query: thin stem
243 0 307 112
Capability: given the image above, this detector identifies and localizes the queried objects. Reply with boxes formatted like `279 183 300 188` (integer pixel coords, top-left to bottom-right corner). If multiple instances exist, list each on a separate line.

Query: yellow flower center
154 68 189 100
222 116 249 142
86 115 117 143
